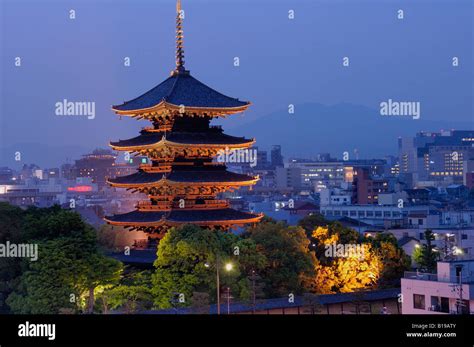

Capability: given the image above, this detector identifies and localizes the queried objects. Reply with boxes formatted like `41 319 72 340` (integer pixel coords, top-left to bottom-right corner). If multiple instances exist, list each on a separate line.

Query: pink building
401 260 474 314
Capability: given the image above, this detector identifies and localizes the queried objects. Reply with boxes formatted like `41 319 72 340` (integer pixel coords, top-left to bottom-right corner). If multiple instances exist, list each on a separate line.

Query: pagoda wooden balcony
142 124 172 132
139 163 171 173
137 199 229 211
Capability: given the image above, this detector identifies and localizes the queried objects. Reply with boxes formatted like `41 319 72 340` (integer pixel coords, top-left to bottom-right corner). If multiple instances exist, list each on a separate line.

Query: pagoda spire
174 0 185 74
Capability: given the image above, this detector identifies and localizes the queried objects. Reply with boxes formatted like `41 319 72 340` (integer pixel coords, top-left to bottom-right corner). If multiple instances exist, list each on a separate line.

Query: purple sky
0 0 472 167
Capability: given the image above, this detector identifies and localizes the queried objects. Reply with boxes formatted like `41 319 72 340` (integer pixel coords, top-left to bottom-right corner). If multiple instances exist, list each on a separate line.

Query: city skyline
1 0 472 168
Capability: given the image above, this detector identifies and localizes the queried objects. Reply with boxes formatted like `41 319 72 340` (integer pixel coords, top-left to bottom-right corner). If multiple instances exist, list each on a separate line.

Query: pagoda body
104 0 262 237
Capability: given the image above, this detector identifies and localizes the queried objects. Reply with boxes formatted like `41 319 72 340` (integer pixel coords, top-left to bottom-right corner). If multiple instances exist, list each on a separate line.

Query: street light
206 256 233 315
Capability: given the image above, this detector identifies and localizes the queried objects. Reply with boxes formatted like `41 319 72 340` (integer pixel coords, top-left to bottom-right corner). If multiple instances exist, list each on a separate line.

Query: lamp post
206 256 233 315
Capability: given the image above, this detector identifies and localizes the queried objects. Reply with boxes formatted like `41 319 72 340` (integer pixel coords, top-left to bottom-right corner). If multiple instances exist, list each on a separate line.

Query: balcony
139 164 171 173
137 199 229 211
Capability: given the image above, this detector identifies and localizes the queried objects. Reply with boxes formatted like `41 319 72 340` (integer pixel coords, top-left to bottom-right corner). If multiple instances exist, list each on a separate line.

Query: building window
430 296 449 313
461 234 467 240
418 219 423 225
413 294 425 310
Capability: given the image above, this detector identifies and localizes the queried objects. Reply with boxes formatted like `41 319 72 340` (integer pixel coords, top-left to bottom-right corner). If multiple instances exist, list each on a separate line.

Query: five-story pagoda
104 0 263 237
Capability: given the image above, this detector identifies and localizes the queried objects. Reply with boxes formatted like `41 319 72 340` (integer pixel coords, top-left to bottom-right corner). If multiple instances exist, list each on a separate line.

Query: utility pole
456 265 464 314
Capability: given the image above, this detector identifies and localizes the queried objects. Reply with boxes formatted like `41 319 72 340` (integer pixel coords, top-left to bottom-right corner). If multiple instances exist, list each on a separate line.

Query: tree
96 224 118 251
312 226 382 294
297 213 328 237
82 255 123 314
98 270 153 314
413 229 438 272
190 292 210 314
245 221 316 297
7 238 81 314
151 224 267 309
6 207 123 314
365 233 411 287
0 203 26 313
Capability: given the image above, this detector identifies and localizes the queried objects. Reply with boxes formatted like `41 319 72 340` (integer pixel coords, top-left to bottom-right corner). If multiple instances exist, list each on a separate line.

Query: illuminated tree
312 227 382 294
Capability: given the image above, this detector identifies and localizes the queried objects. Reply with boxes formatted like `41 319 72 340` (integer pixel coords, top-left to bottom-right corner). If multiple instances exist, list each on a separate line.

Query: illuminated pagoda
104 0 262 237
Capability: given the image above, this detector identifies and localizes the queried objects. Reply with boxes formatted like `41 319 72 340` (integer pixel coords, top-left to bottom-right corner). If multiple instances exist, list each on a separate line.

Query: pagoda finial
174 0 185 74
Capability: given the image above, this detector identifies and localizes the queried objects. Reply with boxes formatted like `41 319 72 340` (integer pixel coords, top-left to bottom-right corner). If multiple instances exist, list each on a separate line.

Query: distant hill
0 103 471 168
0 143 90 169
230 103 473 159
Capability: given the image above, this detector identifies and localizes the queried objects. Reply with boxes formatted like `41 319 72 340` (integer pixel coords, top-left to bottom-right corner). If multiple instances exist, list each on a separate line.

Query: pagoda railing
140 164 171 173
142 125 172 132
137 199 229 211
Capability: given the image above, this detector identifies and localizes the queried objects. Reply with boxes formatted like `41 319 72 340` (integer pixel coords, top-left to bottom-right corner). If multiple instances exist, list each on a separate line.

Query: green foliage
96 224 118 251
97 270 153 314
413 229 438 272
4 204 122 314
190 291 210 314
7 239 81 314
245 221 316 297
0 203 26 312
151 224 267 309
297 213 328 236
22 205 85 241
365 233 411 287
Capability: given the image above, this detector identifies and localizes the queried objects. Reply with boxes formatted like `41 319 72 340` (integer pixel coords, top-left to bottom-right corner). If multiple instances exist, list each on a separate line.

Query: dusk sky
0 0 472 167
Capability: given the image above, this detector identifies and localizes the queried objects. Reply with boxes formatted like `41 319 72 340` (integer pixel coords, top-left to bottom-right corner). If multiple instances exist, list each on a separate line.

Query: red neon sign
67 185 93 192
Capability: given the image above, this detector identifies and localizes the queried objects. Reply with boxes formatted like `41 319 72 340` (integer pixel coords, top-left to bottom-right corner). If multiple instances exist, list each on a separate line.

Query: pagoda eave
109 138 256 152
106 177 259 189
112 101 251 118
104 212 263 227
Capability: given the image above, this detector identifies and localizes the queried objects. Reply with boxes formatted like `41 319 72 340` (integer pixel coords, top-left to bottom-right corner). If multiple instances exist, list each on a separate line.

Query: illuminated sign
67 185 93 192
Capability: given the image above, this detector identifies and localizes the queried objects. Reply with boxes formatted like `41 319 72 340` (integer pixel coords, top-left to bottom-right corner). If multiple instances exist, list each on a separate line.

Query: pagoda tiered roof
104 208 263 229
108 166 258 187
112 71 250 116
110 129 254 150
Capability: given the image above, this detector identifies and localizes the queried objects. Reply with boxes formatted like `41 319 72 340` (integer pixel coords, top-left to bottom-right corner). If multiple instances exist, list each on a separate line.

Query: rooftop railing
404 271 438 281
